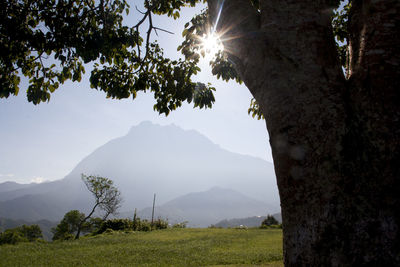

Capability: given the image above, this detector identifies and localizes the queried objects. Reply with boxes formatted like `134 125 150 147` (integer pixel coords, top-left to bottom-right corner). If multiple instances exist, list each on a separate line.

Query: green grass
0 228 283 266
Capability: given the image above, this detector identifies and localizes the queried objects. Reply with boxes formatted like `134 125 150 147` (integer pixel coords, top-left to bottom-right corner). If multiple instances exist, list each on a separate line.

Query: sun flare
200 32 224 57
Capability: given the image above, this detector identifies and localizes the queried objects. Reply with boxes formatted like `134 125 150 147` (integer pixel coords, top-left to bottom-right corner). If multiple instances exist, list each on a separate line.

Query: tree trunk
208 0 400 265
75 202 99 239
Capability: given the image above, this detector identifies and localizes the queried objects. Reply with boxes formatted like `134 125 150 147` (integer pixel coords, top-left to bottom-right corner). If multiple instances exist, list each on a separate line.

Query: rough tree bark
208 0 399 265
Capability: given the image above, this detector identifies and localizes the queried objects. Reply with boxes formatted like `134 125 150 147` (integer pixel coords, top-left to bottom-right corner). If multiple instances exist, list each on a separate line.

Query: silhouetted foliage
260 215 279 229
0 0 215 115
97 219 133 234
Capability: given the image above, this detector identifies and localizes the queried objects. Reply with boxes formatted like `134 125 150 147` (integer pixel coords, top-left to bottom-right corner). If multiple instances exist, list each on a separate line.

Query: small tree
75 174 122 239
261 215 279 228
19 224 43 241
52 210 85 241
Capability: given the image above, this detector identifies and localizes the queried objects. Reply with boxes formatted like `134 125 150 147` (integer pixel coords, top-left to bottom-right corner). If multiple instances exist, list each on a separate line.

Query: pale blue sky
0 3 273 184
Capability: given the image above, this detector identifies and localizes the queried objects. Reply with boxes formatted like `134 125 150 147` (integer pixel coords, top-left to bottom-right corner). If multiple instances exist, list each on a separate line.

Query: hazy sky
0 3 273 184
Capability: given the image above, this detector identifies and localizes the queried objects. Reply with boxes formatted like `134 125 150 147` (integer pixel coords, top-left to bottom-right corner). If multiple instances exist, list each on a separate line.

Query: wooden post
133 208 137 230
151 193 156 226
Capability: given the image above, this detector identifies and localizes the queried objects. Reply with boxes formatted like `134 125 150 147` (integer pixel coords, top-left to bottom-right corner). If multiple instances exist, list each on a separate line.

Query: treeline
51 209 185 241
212 214 281 229
0 218 56 241
0 214 184 245
0 224 43 245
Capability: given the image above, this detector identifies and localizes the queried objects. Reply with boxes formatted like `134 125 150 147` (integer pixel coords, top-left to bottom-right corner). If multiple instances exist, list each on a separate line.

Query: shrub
152 218 169 230
97 219 133 234
84 217 103 234
131 218 152 232
94 216 169 235
173 221 188 228
0 224 43 245
104 229 115 234
0 230 27 245
52 232 74 241
19 225 43 241
137 220 152 232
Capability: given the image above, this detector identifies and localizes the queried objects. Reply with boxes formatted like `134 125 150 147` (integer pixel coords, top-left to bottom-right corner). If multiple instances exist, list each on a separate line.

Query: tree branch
153 27 174 35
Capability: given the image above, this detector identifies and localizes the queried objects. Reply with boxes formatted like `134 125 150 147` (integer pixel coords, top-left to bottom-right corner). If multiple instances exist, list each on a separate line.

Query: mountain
0 178 90 221
0 122 280 223
135 187 273 227
0 181 33 193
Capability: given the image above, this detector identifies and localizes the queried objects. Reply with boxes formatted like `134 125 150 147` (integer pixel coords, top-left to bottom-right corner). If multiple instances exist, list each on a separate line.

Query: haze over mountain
0 122 280 223
0 181 32 193
136 187 275 227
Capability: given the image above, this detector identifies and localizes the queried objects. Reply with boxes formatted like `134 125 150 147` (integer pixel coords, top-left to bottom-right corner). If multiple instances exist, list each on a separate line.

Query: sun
200 32 224 58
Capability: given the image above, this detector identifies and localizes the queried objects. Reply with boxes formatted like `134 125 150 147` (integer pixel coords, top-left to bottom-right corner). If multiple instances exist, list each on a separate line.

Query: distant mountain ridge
135 187 274 227
214 213 282 228
0 181 33 193
0 122 280 224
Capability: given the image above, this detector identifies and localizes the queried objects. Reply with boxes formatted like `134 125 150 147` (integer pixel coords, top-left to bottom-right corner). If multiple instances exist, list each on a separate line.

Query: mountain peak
128 121 158 133
125 122 217 150
208 186 231 192
128 121 185 134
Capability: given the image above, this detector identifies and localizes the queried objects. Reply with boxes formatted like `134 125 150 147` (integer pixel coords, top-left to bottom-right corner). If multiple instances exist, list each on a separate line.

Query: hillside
0 122 280 223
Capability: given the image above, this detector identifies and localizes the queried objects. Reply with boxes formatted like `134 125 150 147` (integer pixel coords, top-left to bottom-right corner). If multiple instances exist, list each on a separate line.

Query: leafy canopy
332 0 351 75
82 174 122 220
52 210 85 241
1 0 214 115
1 0 350 118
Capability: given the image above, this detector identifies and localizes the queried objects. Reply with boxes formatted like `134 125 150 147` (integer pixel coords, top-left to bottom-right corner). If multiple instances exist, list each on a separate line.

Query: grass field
0 228 283 266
